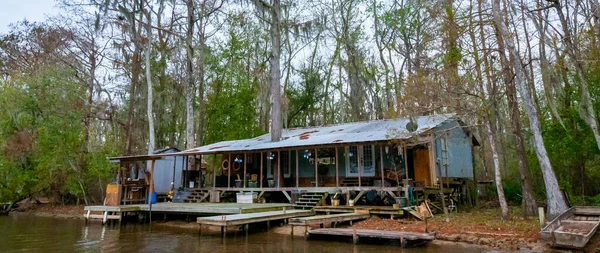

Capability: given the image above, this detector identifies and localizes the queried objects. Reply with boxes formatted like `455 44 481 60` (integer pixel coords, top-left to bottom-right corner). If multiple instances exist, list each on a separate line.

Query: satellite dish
406 117 418 132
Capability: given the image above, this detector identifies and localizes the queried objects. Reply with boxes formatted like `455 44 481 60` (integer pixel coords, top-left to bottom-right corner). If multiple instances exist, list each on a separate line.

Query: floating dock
307 228 436 247
197 209 313 237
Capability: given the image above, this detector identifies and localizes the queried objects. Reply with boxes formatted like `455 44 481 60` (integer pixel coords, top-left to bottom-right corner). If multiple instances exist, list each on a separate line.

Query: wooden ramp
197 209 313 237
541 206 600 249
308 228 435 247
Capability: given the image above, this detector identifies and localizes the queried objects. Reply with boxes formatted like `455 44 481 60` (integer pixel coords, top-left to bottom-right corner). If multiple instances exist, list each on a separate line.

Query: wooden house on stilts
168 113 479 208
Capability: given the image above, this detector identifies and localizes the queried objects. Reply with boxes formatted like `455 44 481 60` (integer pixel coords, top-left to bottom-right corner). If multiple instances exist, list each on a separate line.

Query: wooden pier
289 212 370 236
197 209 313 237
313 205 418 219
84 203 293 224
307 228 436 247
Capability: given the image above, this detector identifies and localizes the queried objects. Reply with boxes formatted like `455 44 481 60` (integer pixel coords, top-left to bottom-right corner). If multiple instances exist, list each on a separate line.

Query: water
0 214 486 253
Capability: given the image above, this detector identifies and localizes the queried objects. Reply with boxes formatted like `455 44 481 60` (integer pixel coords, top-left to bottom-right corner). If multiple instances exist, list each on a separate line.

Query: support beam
213 153 217 190
228 153 231 189
243 153 247 188
281 190 292 203
260 152 263 188
335 147 339 187
353 190 366 204
296 150 299 187
404 144 408 180
380 144 384 188
277 150 281 188
315 148 318 187
358 147 362 187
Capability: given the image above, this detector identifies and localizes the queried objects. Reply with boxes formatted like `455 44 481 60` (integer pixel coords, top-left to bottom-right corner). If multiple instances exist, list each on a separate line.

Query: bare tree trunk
551 0 600 151
126 48 141 155
145 7 155 160
185 0 195 151
373 0 393 116
486 117 509 219
197 2 206 147
491 13 538 217
492 0 567 217
269 0 282 142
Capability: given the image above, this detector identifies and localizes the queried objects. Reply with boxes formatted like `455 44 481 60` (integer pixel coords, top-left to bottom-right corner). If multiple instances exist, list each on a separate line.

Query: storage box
236 192 257 203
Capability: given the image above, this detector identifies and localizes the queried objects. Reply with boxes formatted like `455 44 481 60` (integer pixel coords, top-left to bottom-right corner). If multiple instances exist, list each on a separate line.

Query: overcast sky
0 0 60 34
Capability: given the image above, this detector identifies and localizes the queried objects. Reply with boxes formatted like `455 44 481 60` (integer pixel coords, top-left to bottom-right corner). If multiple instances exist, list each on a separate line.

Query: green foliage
0 68 115 203
204 29 264 144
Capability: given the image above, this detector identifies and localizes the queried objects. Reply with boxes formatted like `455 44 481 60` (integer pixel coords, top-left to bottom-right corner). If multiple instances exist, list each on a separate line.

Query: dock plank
289 213 370 225
308 228 435 247
197 210 313 227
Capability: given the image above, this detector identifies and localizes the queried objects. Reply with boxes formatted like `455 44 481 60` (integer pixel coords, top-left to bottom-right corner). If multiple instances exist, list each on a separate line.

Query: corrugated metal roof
180 113 456 155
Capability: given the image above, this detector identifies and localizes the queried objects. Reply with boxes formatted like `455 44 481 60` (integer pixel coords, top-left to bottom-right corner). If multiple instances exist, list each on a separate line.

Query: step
293 205 314 209
295 201 319 205
301 194 326 198
298 198 320 202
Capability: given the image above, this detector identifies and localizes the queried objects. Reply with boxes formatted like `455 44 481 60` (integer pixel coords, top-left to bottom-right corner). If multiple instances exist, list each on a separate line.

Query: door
414 149 431 186
346 145 376 177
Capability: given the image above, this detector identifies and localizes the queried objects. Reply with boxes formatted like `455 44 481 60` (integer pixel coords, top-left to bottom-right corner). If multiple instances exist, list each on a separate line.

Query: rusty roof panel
180 114 455 154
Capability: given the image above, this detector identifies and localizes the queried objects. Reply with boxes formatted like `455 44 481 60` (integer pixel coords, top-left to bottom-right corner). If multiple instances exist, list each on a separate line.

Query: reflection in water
0 214 486 253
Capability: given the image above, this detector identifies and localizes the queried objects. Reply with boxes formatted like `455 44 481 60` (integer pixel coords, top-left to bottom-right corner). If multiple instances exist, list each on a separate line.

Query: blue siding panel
434 121 474 179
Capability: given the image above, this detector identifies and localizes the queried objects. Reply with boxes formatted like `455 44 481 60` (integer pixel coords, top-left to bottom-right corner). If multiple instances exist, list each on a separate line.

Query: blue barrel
148 192 157 204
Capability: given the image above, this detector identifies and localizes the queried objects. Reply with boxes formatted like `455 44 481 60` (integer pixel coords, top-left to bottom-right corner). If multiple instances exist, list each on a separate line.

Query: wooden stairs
294 192 328 210
341 178 359 187
173 189 209 203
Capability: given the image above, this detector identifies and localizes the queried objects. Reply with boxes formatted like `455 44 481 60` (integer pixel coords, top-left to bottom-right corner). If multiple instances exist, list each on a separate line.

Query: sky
0 0 60 34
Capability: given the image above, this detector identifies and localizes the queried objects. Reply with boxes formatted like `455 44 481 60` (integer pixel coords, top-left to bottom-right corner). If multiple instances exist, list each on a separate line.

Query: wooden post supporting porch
358 147 362 187
228 153 231 189
335 147 339 187
277 150 281 188
213 154 217 190
149 159 155 224
380 144 384 187
243 153 247 188
260 152 263 188
296 150 299 187
314 148 318 187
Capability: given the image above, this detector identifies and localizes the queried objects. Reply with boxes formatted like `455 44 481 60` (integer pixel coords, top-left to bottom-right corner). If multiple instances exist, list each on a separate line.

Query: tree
492 0 567 217
255 0 283 142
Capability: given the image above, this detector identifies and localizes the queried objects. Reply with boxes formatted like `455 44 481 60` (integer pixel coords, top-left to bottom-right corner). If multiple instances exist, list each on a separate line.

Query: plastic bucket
148 192 157 204
235 180 243 188
332 199 340 206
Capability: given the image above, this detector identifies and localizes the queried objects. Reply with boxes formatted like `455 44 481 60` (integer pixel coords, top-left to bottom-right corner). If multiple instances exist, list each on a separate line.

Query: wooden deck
197 209 313 237
197 209 313 227
84 203 293 224
307 228 436 247
313 205 414 219
85 202 293 214
289 213 370 227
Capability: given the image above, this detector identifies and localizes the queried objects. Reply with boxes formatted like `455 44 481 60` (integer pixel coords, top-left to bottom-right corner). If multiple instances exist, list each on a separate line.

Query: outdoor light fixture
234 156 243 163
303 150 312 159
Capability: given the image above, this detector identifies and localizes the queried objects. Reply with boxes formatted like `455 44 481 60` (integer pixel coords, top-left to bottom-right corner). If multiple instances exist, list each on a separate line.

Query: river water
0 214 489 253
